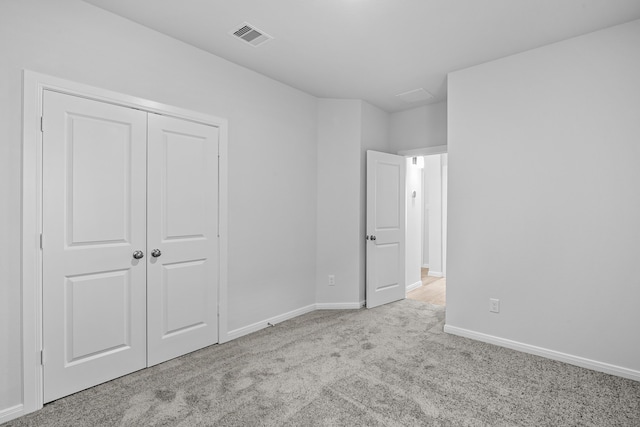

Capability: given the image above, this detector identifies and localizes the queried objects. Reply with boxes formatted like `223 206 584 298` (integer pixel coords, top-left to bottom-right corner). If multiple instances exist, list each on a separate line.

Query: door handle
370 235 377 241
132 250 144 259
151 249 162 258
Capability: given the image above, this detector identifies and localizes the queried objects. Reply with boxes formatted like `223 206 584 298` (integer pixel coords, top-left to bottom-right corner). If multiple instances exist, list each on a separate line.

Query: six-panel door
42 91 148 402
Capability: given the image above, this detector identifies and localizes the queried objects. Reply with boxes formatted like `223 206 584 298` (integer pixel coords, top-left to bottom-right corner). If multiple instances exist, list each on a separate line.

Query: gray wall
359 102 392 302
315 99 390 305
389 102 447 152
316 99 362 304
446 19 640 375
1 0 318 412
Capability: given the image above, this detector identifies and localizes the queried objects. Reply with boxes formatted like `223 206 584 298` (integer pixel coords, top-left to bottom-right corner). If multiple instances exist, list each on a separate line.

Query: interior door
42 91 148 402
366 150 406 308
146 114 219 366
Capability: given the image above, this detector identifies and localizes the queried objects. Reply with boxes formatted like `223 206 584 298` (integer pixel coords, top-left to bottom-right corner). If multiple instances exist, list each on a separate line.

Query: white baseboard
428 271 443 278
406 281 422 293
443 324 640 382
422 264 430 269
224 304 316 342
316 302 363 310
0 404 25 424
224 301 366 342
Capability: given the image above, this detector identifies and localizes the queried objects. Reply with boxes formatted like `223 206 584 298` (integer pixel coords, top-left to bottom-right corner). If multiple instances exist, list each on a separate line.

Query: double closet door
42 91 219 403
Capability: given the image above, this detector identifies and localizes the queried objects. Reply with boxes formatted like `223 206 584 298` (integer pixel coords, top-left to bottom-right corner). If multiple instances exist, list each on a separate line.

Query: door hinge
40 349 45 365
40 116 44 132
40 233 43 249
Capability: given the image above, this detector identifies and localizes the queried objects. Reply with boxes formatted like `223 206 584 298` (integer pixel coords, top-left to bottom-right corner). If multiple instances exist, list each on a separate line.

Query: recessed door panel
162 260 207 336
42 91 147 403
65 270 131 363
374 243 400 292
375 163 400 229
68 115 131 245
147 114 219 366
164 133 207 240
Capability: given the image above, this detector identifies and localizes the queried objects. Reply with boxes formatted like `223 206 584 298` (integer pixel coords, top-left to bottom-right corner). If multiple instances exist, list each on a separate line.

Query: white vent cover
230 22 273 47
395 88 433 103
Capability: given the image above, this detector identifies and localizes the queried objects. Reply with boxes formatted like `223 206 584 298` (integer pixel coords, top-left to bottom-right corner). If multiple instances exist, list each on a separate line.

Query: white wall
389 102 447 152
316 99 362 305
441 154 448 277
424 155 443 276
405 159 423 289
446 19 640 376
0 0 318 414
316 100 390 305
422 158 430 268
359 102 391 302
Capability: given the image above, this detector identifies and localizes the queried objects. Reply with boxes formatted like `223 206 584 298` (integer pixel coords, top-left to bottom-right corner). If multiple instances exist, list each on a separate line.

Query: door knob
371 235 377 241
151 249 162 258
132 250 144 259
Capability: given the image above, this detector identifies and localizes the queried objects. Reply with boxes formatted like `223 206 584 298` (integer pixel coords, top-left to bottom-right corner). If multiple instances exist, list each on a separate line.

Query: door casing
21 70 229 415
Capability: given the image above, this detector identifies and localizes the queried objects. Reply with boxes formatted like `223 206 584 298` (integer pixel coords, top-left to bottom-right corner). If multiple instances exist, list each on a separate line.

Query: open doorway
405 153 448 306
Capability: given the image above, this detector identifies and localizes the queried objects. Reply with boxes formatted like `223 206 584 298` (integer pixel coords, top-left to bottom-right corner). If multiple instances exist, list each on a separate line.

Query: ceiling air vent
230 22 273 47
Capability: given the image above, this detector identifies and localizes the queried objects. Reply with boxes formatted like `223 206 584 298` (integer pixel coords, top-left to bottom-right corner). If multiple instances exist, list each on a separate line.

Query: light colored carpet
5 300 639 426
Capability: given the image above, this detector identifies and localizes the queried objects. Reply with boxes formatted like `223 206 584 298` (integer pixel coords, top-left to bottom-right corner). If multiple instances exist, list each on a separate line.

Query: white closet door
42 91 148 403
147 114 219 366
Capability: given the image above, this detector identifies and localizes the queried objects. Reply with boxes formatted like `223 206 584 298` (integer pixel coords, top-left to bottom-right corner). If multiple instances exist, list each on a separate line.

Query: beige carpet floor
5 300 639 426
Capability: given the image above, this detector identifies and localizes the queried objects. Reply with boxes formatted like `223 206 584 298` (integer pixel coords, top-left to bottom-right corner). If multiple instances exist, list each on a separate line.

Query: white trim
217 117 229 344
398 145 448 157
225 304 317 342
443 324 640 382
316 302 363 310
0 404 25 424
421 264 430 269
21 70 229 415
217 301 367 343
427 271 444 278
406 281 422 293
22 70 45 417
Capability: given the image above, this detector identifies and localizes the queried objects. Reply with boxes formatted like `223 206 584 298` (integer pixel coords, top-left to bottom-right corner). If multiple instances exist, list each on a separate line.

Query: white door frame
21 70 229 415
398 145 448 291
397 144 448 157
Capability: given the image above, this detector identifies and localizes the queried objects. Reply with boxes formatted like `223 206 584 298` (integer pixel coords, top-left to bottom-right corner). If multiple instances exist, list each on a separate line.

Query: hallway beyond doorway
407 268 446 306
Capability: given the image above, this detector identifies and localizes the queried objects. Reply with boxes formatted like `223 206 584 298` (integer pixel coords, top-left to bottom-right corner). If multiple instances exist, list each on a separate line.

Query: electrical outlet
489 298 500 313
328 275 335 286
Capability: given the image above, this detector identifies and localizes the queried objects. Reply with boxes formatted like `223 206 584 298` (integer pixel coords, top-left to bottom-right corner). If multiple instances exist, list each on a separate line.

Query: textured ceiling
83 0 640 112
